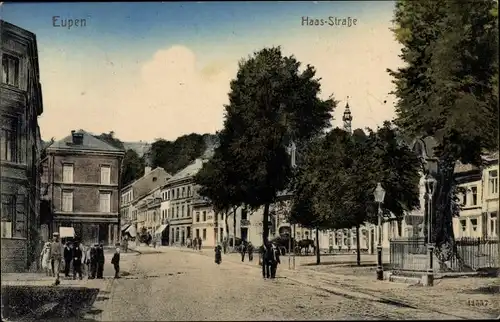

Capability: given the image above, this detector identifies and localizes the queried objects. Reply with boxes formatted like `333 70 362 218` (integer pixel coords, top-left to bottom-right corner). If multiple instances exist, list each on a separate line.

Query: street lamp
373 182 386 281
424 174 438 286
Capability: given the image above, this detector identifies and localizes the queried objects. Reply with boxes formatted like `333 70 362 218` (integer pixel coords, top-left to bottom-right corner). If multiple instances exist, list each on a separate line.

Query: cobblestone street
90 247 497 321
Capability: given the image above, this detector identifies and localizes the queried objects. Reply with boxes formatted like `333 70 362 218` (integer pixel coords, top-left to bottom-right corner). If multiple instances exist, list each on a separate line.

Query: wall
0 239 27 273
48 154 120 214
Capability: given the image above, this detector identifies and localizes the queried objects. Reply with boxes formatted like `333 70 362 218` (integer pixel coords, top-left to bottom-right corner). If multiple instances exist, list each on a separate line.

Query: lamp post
374 182 386 280
425 174 437 286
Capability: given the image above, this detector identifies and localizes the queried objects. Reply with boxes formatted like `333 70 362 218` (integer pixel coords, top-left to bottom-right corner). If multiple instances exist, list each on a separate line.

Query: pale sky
3 2 402 142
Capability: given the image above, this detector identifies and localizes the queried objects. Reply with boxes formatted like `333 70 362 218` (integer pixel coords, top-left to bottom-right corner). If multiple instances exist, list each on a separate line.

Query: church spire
342 96 353 134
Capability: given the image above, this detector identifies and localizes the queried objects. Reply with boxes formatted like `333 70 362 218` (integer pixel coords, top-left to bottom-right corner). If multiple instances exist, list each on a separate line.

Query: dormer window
152 177 157 182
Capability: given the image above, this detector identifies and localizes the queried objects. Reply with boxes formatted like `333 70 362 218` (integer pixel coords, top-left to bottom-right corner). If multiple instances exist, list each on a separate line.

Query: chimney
71 130 84 145
144 166 152 175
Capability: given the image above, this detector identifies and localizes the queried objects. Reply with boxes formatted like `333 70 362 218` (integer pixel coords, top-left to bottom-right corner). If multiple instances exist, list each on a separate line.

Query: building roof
47 130 123 153
167 158 205 184
126 167 172 202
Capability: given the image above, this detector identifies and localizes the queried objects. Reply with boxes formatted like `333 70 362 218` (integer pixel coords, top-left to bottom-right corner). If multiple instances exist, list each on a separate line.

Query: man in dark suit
89 243 98 279
96 243 105 279
63 242 73 278
270 242 281 279
72 242 83 280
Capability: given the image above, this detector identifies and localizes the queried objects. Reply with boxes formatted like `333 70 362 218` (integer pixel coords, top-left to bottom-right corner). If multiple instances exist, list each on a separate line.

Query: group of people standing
191 237 203 250
40 232 121 285
212 239 281 279
260 241 281 279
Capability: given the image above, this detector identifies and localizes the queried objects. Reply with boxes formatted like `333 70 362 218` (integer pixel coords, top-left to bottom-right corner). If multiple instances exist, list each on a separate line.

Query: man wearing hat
96 243 105 279
49 232 62 285
89 243 98 279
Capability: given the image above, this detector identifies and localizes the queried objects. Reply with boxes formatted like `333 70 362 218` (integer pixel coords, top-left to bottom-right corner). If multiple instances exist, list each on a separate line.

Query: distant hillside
123 141 151 157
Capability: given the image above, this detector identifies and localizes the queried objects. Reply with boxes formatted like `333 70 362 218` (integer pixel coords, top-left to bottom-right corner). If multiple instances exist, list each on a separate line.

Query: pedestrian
40 242 52 276
261 242 272 279
72 242 83 280
240 242 246 262
222 238 228 254
247 242 254 262
123 236 129 253
270 242 281 279
63 242 73 278
198 237 202 251
214 244 222 265
89 243 98 279
96 243 105 279
111 246 121 279
194 237 198 250
50 233 63 285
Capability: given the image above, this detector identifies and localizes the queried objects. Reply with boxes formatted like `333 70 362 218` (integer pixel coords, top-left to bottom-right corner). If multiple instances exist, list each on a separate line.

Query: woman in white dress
40 242 52 276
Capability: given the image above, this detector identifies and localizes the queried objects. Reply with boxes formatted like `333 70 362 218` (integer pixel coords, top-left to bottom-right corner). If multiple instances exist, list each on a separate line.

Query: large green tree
94 131 125 150
218 46 336 245
122 149 145 187
193 140 244 247
389 0 498 265
150 133 217 175
292 124 421 265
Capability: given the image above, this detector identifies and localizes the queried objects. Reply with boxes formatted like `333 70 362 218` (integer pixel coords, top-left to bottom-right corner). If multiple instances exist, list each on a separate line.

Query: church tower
342 97 353 134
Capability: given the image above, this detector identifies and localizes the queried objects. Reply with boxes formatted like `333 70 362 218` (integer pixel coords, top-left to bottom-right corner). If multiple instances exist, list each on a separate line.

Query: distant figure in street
198 237 202 250
96 243 105 279
111 247 121 278
50 233 62 285
89 244 98 279
63 242 73 278
270 242 281 279
40 242 52 276
240 242 247 262
72 242 83 280
247 242 254 262
214 244 222 265
261 242 272 279
222 238 228 254
123 236 129 253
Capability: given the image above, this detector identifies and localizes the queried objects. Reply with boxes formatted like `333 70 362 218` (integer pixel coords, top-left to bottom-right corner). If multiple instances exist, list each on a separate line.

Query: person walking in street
222 238 228 254
111 246 121 279
261 242 272 279
270 242 281 279
72 242 83 280
214 244 222 265
198 237 202 251
247 242 254 262
50 233 63 285
40 242 52 276
89 243 98 279
123 236 129 253
63 242 73 278
96 243 105 279
240 242 247 262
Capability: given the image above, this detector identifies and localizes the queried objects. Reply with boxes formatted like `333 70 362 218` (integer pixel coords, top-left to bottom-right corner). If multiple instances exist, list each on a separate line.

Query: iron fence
389 237 499 274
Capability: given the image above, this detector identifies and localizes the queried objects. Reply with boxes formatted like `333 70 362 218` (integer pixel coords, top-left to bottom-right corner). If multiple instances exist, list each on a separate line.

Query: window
196 212 200 222
2 54 20 87
182 187 185 197
62 190 73 212
202 211 206 222
176 188 179 199
202 228 207 240
0 116 17 162
187 205 191 218
470 186 478 206
176 206 179 218
1 195 16 238
195 229 200 238
171 190 175 199
181 205 185 217
470 218 478 232
100 166 110 184
489 170 498 196
62 164 74 183
167 190 170 200
490 212 497 236
187 186 191 197
462 190 467 206
241 208 248 221
99 192 111 213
